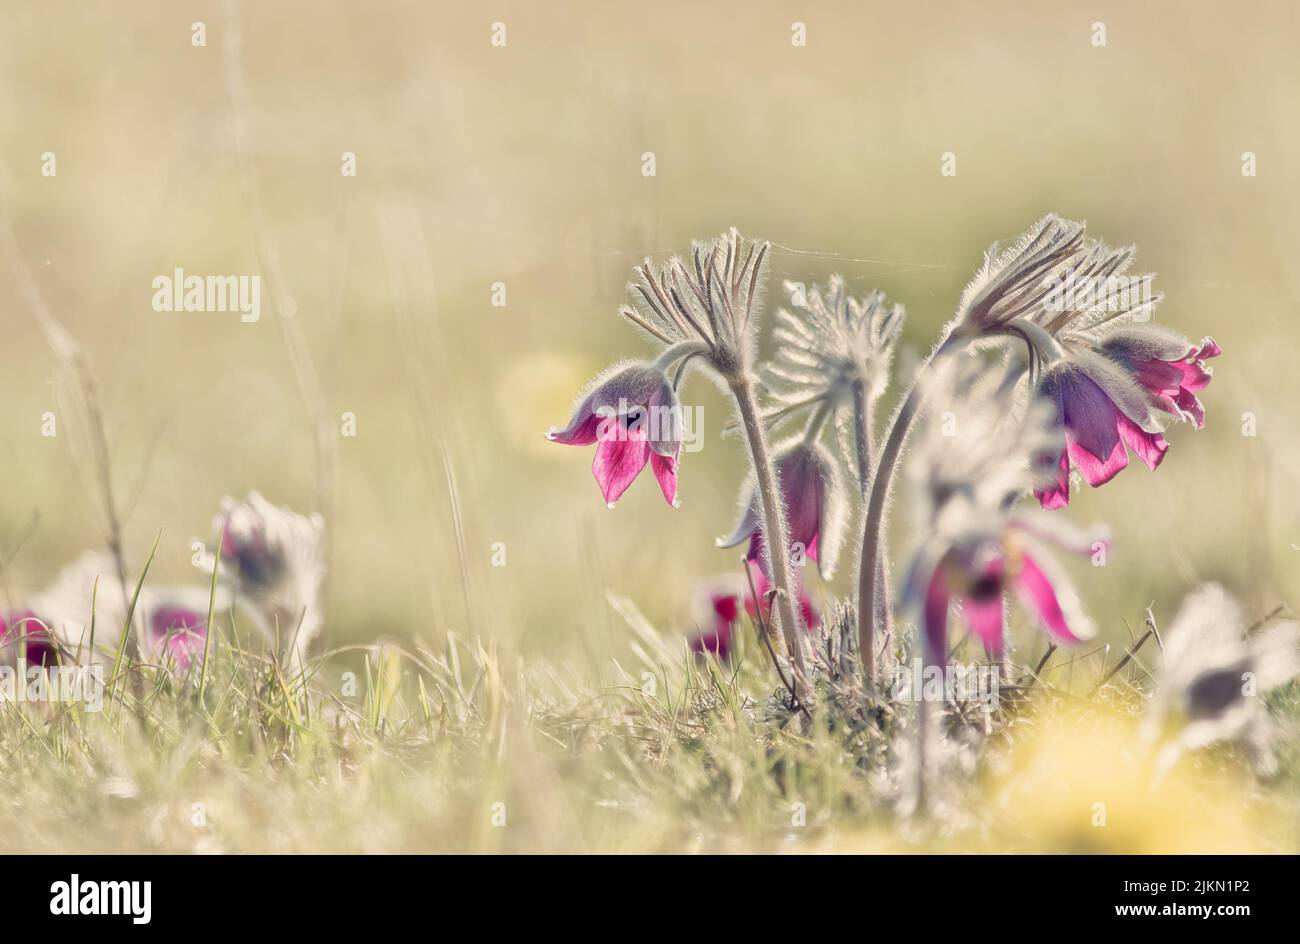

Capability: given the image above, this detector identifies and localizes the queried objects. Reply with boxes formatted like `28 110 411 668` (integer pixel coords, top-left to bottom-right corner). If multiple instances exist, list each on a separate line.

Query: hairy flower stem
731 375 810 700
856 333 966 686
852 379 890 689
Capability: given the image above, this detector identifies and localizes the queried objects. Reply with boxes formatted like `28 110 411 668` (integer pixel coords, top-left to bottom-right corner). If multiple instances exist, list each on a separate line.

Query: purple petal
923 565 951 664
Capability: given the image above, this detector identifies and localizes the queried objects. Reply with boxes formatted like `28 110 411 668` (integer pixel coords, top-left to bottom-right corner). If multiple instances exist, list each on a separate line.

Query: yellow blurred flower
989 711 1268 854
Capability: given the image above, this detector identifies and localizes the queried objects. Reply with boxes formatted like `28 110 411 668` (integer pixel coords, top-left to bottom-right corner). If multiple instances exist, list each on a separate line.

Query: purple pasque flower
950 215 1219 509
903 357 1101 660
0 610 57 666
1033 353 1172 509
1101 329 1220 429
142 603 208 673
907 510 1099 661
547 360 683 507
717 441 846 581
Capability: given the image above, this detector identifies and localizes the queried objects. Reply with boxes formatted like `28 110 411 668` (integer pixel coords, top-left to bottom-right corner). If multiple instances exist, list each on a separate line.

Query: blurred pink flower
145 605 207 673
906 514 1099 660
0 610 57 666
689 571 820 660
547 361 682 507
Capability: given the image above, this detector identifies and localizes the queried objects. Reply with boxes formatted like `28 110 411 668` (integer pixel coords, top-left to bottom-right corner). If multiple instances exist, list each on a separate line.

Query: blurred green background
1 0 1296 667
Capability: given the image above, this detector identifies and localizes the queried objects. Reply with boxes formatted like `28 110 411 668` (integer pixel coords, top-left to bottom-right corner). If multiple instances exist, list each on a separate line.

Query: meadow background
0 1 1297 852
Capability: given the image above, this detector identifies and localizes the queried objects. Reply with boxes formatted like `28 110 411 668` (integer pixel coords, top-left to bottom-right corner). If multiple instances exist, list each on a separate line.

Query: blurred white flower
198 492 326 673
23 551 127 665
1144 584 1299 778
20 551 228 674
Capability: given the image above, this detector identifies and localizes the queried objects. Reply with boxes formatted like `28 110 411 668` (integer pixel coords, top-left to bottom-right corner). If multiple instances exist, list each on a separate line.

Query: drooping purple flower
1034 357 1171 509
907 513 1099 660
1102 329 1220 429
947 215 1219 509
547 361 683 507
717 442 846 581
904 358 1101 660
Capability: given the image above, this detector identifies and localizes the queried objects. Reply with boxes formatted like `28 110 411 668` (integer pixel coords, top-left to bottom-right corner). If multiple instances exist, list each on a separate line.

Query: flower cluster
1 495 324 680
550 218 1228 712
949 214 1219 508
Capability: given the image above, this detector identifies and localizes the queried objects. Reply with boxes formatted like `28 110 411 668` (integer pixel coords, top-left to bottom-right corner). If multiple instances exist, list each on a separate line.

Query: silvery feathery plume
901 357 1103 660
1143 585 1299 778
949 214 1220 508
764 277 904 487
618 227 769 382
197 492 325 673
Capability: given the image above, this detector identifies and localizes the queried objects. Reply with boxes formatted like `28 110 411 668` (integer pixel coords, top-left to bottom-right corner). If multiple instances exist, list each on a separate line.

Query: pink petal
1067 435 1129 487
962 594 1006 652
591 431 650 505
649 451 678 506
1135 358 1185 396
1194 337 1222 359
1175 358 1214 394
1012 553 1082 643
1035 450 1072 509
781 451 824 554
923 566 951 664
546 411 601 446
799 593 820 632
1175 388 1206 428
1116 413 1168 470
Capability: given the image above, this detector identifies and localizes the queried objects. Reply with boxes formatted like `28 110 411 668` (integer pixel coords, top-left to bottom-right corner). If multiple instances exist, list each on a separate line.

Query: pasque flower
901 358 1101 660
1143 584 1299 778
199 492 325 672
137 589 216 674
12 552 222 675
689 572 820 660
0 610 57 666
946 214 1219 509
905 512 1098 660
1101 328 1220 429
717 441 847 582
547 360 682 506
